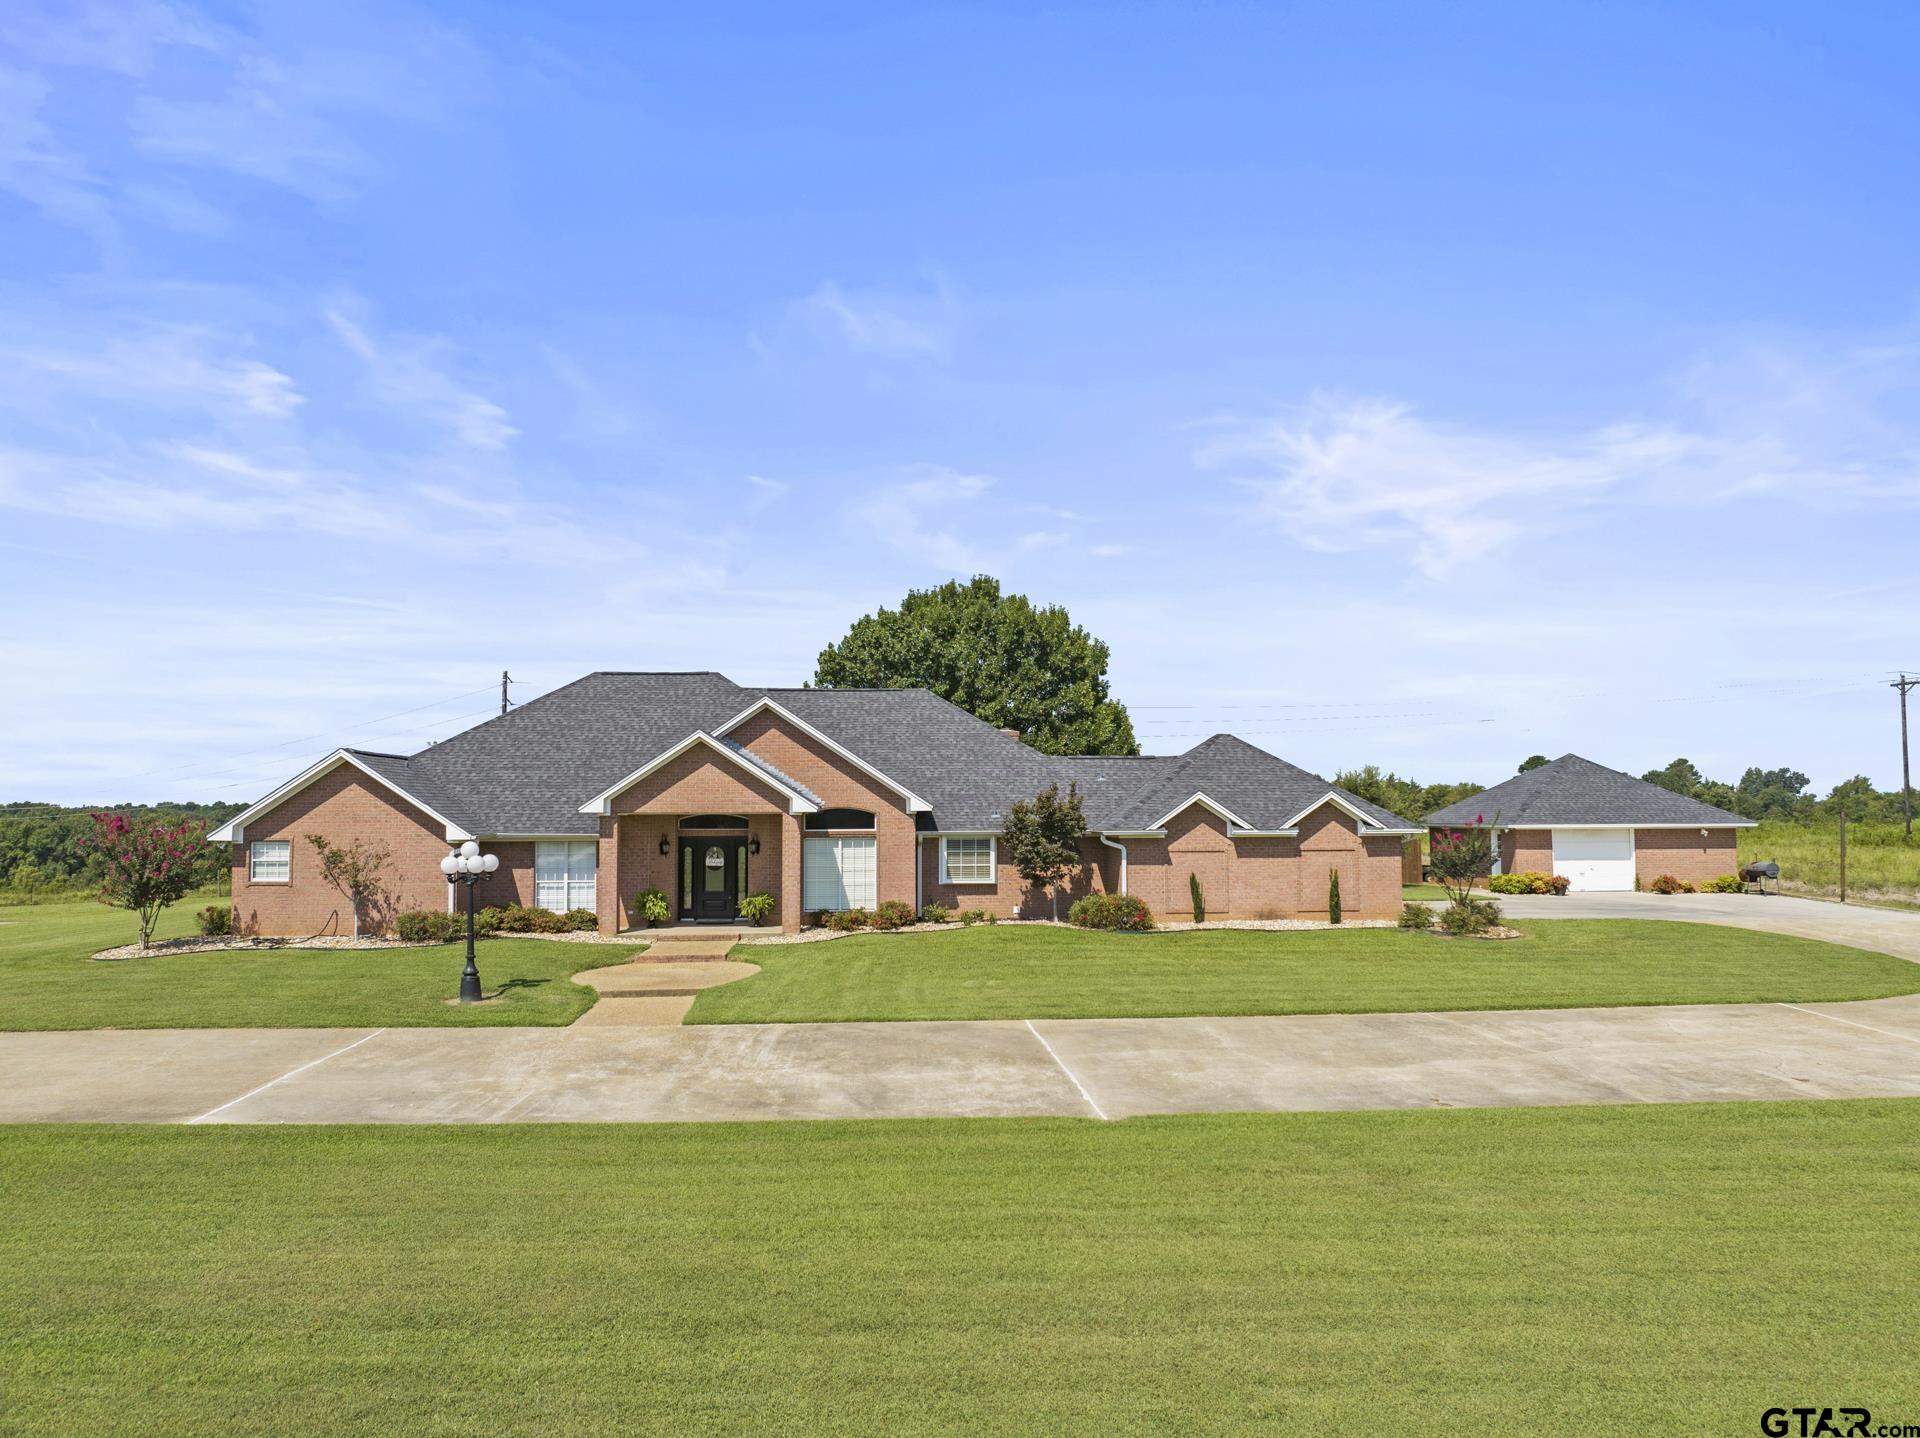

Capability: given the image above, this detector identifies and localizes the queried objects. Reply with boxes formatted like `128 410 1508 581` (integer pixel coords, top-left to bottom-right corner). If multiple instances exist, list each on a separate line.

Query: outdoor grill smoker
1739 859 1780 895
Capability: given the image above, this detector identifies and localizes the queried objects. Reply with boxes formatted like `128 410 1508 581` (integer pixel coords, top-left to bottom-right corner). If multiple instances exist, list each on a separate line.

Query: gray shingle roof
298 673 1425 839
1424 753 1752 828
1094 734 1420 833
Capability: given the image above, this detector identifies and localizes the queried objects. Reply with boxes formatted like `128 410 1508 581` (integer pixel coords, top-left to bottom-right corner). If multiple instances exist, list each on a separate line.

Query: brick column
780 813 803 931
597 816 619 934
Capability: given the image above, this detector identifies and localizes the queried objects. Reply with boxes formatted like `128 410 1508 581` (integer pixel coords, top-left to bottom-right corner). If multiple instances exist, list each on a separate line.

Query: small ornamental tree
1001 783 1086 920
1328 868 1342 924
306 835 396 938
1428 813 1497 915
9 861 46 906
1188 872 1206 923
82 812 208 949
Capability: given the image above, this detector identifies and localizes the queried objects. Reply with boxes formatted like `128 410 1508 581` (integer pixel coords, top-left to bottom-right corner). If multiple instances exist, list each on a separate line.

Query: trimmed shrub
822 908 871 931
1188 872 1206 923
957 909 986 927
1649 874 1695 894
1437 897 1503 936
1490 871 1567 896
635 887 671 926
1068 892 1155 931
1398 901 1433 931
475 906 504 936
872 899 916 931
738 892 775 926
194 903 232 937
919 903 951 924
1698 873 1743 894
561 907 598 932
394 909 464 943
1328 869 1342 925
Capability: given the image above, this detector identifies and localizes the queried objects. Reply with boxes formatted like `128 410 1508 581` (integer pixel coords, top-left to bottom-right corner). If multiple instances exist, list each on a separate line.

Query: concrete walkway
569 958 759 1027
5 990 1919 1124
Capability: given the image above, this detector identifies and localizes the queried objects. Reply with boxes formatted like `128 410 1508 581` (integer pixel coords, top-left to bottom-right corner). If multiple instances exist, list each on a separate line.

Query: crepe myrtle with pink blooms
1427 812 1498 913
83 812 210 949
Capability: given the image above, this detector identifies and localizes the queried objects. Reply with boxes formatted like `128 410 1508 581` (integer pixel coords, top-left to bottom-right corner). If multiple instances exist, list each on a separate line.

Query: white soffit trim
1543 821 1759 831
1098 829 1168 839
1148 792 1253 831
715 697 932 812
1280 791 1421 835
207 750 474 844
577 731 821 816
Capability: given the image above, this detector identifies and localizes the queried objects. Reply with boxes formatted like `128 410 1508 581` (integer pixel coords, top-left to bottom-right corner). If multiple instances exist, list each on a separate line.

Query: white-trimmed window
249 839 291 883
534 841 597 913
940 836 996 884
804 836 876 911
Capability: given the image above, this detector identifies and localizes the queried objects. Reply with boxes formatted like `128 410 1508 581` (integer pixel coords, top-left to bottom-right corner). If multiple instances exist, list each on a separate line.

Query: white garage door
1552 828 1635 891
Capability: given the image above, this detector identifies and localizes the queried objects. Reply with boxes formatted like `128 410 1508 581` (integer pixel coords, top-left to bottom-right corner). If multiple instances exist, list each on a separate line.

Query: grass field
693 920 1920 1024
1743 819 1920 903
3 1102 1916 1435
1401 882 1451 900
0 896 603 1029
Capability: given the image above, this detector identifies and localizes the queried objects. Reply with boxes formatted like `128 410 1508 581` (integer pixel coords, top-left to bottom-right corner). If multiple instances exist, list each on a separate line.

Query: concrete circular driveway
1491 890 1920 964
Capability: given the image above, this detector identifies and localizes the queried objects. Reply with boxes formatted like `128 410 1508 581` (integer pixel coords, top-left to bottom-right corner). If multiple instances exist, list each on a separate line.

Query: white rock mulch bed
91 929 647 963
735 916 1396 946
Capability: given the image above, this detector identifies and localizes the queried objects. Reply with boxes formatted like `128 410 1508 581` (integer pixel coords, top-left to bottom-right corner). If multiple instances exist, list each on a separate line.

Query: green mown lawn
694 920 1920 1024
0 897 603 1029
3 1102 1916 1435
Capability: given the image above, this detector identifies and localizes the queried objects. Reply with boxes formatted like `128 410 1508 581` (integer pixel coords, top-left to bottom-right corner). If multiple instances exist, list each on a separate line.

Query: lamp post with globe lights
441 840 498 1004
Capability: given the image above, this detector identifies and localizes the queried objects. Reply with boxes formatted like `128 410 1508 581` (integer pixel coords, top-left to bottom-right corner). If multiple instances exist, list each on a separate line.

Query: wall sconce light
659 833 670 856
749 835 761 855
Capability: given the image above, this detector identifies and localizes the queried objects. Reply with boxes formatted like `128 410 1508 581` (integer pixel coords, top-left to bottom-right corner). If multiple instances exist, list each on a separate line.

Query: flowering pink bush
1428 813 1499 927
82 812 209 949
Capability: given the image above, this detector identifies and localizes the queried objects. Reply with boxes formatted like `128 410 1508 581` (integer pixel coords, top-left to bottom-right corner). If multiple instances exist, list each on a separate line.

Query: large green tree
813 577 1138 755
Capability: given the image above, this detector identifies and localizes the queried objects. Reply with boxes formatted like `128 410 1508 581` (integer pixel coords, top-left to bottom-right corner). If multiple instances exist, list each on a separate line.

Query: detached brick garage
1425 753 1754 892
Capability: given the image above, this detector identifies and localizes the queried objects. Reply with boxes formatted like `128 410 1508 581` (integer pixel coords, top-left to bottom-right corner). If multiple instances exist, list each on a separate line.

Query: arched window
805 808 875 831
680 814 747 830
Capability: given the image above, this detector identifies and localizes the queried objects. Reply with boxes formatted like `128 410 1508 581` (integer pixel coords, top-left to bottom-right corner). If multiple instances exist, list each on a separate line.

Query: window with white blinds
249 839 290 882
534 841 597 913
940 836 995 884
803 836 876 911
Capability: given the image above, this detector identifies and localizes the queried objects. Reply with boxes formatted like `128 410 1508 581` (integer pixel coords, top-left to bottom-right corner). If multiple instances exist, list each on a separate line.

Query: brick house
211 672 1423 935
1424 753 1755 892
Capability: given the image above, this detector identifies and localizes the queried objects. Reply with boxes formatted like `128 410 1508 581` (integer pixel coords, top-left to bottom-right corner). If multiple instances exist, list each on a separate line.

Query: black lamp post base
458 968 484 1004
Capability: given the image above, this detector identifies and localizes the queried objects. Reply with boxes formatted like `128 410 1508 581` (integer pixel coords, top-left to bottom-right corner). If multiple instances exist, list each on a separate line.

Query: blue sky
4 0 1918 807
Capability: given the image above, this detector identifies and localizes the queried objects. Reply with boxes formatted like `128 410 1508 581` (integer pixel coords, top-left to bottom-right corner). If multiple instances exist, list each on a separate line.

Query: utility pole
501 670 513 717
1895 674 1917 839
1838 809 1848 905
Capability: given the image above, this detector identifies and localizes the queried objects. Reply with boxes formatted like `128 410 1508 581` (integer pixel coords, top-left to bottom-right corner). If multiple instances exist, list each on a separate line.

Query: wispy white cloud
745 474 790 511
1204 335 1920 576
5 329 304 418
0 0 483 229
787 276 964 358
326 301 516 449
850 464 994 571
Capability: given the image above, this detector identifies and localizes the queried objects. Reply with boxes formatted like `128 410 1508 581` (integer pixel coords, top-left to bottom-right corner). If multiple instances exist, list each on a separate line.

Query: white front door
1552 827 1635 891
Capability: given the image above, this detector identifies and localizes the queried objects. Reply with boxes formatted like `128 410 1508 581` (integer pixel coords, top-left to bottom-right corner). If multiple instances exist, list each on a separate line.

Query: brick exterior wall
228 764 452 937
1635 827 1740 887
729 710 919 917
601 744 797 931
1120 802 1401 921
918 834 1112 919
1500 829 1555 876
